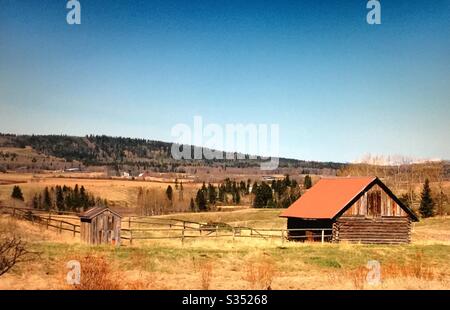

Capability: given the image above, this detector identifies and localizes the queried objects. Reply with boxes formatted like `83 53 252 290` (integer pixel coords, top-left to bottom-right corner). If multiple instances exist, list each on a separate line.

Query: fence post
216 225 219 237
130 230 133 245
181 227 185 245
128 217 131 229
73 224 76 237
59 221 62 234
281 230 285 245
232 228 235 241
321 230 325 244
12 208 16 218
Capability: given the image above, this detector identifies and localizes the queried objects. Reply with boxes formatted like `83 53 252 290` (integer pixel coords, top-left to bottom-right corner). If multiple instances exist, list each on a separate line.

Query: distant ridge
354 153 444 166
0 133 343 171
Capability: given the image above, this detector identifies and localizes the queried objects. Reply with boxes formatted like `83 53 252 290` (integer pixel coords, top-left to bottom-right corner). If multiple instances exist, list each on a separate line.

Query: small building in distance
79 207 122 246
280 177 418 244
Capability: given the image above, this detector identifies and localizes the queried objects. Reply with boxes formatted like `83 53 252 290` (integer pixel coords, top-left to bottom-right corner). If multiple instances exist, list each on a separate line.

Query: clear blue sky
0 0 449 162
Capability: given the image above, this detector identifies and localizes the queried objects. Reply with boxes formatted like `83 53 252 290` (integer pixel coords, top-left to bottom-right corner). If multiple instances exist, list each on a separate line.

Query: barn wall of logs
332 216 412 244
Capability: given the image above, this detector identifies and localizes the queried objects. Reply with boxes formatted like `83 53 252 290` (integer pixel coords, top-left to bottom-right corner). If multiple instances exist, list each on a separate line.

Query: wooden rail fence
122 216 332 245
1 207 332 245
1 206 80 236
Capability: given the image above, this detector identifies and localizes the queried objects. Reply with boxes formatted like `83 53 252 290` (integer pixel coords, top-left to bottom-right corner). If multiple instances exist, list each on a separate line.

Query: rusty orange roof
280 177 377 219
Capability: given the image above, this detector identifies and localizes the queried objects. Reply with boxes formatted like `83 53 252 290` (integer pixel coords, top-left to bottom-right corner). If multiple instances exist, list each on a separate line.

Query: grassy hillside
0 133 343 172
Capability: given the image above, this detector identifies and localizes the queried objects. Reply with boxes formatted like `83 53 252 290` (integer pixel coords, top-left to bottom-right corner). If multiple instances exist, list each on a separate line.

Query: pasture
0 208 449 290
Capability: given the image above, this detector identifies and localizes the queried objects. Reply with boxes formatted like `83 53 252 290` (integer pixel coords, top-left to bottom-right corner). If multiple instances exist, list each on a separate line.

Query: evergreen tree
37 193 42 210
225 178 232 192
218 184 225 202
201 182 207 192
80 186 88 210
284 174 291 187
73 184 81 210
166 185 173 201
239 181 246 193
196 189 207 211
43 187 52 211
65 192 74 212
419 179 435 218
251 181 258 194
11 185 24 201
56 186 65 212
304 175 312 189
253 182 273 208
208 183 216 205
32 194 39 209
235 189 241 204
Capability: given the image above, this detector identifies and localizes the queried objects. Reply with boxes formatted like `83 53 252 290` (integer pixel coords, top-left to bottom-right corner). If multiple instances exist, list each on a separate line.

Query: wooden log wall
332 216 411 244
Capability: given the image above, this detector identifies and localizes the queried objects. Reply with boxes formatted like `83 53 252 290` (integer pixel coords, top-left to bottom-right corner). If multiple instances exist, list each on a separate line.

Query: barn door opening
367 190 382 217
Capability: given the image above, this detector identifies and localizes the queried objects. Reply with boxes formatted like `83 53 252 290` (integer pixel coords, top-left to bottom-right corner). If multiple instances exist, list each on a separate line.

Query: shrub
68 254 121 290
242 256 276 290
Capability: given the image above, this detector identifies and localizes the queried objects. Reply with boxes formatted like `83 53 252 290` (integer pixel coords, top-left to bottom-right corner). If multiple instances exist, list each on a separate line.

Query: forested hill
0 133 343 170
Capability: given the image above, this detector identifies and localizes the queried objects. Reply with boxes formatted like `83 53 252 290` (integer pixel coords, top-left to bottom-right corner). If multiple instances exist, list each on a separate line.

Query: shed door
367 191 382 217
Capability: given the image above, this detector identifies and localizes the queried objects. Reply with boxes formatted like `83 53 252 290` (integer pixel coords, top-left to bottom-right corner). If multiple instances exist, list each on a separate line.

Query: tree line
10 184 107 213
186 175 310 211
0 133 344 171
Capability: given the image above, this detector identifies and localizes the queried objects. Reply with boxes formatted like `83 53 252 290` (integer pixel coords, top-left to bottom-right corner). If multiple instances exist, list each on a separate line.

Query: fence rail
121 222 333 245
1 206 333 245
1 206 81 236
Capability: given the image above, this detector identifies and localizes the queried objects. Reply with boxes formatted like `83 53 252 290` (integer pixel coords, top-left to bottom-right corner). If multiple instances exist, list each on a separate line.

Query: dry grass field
0 172 203 213
1 172 449 290
0 209 449 290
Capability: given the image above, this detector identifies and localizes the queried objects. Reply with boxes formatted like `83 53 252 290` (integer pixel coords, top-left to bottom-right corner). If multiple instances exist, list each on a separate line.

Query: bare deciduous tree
0 236 34 276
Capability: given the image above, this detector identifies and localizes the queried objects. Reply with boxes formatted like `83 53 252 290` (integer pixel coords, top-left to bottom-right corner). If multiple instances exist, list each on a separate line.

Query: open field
1 172 449 216
1 172 449 290
0 209 449 290
0 172 205 213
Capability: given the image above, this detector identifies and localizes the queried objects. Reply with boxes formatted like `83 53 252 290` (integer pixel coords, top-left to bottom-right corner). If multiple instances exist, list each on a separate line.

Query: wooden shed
79 207 122 246
280 177 418 244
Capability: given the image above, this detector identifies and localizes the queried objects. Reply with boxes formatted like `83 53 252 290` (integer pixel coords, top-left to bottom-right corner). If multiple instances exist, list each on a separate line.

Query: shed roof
280 177 418 221
79 207 122 220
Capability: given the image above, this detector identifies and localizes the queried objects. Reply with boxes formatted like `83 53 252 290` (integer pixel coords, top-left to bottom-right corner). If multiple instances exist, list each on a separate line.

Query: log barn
280 177 418 244
79 207 122 246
